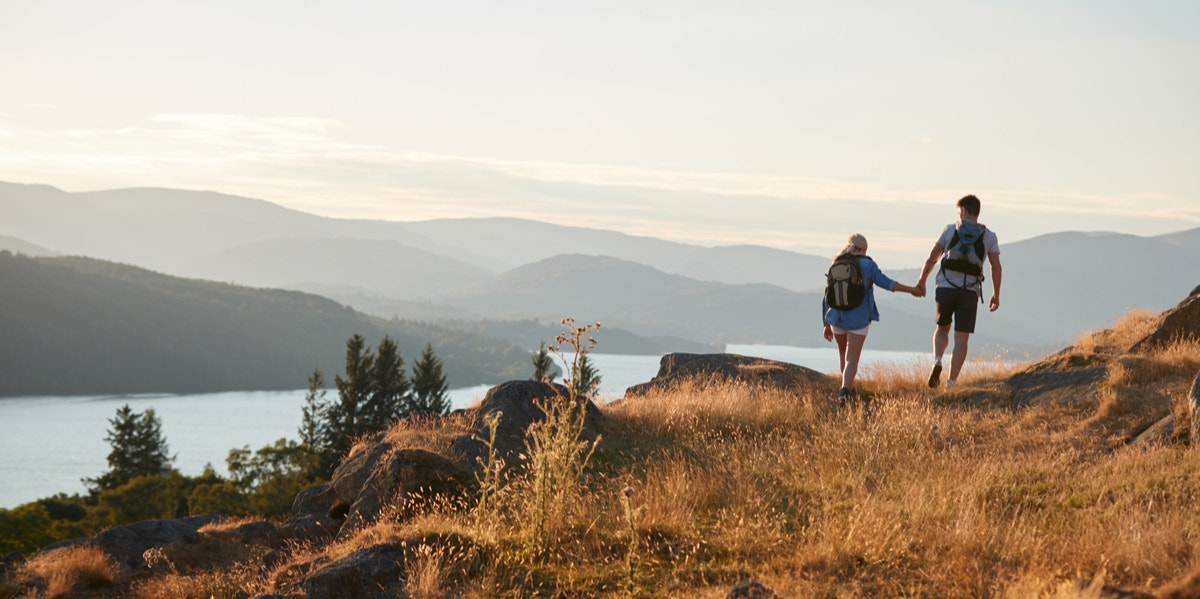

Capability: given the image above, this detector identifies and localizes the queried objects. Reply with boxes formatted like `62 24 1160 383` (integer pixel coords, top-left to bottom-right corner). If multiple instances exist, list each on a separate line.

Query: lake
0 345 927 508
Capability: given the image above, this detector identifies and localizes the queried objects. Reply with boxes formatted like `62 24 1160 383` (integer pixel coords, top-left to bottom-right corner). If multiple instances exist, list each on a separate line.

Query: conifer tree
574 353 602 400
363 335 409 430
328 334 376 456
532 341 556 382
299 368 328 450
409 343 450 416
298 368 335 477
85 404 176 492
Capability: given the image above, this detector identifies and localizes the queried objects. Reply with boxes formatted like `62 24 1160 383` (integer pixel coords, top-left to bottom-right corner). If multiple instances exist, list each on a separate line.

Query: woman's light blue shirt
822 256 898 330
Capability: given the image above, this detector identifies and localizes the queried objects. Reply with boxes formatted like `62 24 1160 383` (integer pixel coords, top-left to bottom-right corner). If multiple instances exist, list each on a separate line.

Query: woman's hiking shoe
838 387 851 403
927 363 942 388
946 379 957 390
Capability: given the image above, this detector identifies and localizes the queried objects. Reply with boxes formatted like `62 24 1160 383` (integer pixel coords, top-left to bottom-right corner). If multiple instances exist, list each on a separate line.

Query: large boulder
451 380 603 468
727 581 780 598
336 448 474 540
281 483 342 542
625 353 833 397
1191 372 1200 447
39 514 224 574
302 543 408 599
1131 289 1200 352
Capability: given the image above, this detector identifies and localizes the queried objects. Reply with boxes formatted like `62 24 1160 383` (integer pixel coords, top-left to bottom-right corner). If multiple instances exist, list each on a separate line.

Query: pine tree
299 368 328 451
85 404 176 492
363 335 409 430
328 334 376 456
532 341 556 382
574 353 601 400
409 343 450 416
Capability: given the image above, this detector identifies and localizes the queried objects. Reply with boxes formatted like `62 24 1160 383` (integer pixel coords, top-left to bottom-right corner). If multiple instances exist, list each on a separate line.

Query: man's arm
987 252 1002 312
914 243 943 295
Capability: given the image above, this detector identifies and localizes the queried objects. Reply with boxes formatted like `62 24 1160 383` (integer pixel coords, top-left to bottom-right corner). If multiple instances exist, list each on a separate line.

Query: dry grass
19 544 117 598
334 329 1196 598
25 311 1197 598
129 562 262 599
1073 308 1162 359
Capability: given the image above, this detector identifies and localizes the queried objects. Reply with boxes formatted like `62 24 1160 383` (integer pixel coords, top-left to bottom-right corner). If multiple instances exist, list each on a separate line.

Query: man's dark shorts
935 287 979 333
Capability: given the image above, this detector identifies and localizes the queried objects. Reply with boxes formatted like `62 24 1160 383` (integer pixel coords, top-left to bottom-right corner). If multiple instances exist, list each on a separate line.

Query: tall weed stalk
519 318 603 555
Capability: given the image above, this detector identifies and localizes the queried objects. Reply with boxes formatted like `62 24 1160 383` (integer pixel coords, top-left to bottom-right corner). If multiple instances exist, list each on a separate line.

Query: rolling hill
3 181 1197 354
0 252 529 396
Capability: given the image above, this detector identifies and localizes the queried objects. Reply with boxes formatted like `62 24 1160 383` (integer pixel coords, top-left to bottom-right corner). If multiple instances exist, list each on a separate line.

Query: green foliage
84 404 176 492
187 479 247 516
0 503 55 555
87 473 190 529
329 333 376 455
299 368 336 477
226 438 323 516
409 343 450 416
531 341 557 382
365 335 409 429
32 494 90 541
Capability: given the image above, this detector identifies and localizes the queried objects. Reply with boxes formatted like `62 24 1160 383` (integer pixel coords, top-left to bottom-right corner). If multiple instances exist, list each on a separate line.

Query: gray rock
302 543 408 599
234 520 277 544
1191 372 1200 448
726 580 780 599
281 482 343 542
336 448 474 540
1131 292 1200 352
451 380 602 468
626 353 833 397
51 514 225 574
1131 413 1175 447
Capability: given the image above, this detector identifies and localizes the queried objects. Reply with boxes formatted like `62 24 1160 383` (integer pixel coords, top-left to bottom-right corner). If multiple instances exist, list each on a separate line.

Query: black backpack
825 254 867 310
941 222 988 278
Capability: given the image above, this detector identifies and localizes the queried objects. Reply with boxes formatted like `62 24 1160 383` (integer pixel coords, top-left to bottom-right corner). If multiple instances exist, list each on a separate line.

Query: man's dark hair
957 194 981 217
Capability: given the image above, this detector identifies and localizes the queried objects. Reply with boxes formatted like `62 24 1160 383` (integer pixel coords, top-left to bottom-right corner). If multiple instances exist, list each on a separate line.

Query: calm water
0 346 926 508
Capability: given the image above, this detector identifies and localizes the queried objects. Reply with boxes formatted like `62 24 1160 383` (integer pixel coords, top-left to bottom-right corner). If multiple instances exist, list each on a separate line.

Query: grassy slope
9 310 1200 598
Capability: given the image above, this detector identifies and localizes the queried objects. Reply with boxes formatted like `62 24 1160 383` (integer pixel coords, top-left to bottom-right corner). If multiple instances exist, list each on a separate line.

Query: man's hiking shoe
927 363 943 388
838 388 851 403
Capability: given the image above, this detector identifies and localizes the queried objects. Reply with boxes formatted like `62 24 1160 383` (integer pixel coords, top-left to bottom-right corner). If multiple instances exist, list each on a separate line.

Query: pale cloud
1 112 1197 267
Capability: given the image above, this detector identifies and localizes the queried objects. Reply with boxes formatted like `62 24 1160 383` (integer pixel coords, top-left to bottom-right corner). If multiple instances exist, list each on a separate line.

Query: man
914 195 1002 389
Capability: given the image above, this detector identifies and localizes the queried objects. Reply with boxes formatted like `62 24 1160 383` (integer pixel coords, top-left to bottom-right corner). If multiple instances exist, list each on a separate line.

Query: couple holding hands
821 195 1003 403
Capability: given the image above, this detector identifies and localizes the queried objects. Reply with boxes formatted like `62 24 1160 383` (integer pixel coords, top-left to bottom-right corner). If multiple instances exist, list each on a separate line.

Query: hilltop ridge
5 288 1199 597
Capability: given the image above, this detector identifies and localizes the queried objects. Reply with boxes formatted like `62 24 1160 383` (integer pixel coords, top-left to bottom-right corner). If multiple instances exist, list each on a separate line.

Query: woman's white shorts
831 324 870 336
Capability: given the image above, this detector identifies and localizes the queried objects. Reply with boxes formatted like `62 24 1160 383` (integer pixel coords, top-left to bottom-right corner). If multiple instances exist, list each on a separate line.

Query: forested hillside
0 252 529 396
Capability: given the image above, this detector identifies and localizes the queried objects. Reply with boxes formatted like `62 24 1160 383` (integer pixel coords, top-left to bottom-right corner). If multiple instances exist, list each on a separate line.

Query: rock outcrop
625 353 833 397
1191 372 1200 447
1131 288 1200 352
726 580 780 598
281 379 604 546
42 514 224 574
451 379 602 467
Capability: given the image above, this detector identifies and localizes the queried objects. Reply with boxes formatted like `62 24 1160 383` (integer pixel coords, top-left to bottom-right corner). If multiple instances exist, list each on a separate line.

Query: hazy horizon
2 1 1198 265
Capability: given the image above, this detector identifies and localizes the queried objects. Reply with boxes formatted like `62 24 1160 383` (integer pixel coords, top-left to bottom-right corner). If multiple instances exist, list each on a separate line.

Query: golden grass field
7 310 1200 598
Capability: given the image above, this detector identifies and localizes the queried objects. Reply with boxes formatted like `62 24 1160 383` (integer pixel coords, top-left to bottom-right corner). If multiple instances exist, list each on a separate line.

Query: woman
822 233 922 403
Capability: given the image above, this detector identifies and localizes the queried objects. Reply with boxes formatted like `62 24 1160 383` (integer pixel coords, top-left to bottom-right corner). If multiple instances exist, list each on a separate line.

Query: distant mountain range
0 252 531 396
3 181 1198 368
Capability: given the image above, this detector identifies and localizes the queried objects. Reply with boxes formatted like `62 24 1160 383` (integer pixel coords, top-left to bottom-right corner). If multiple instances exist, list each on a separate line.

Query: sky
2 0 1198 266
